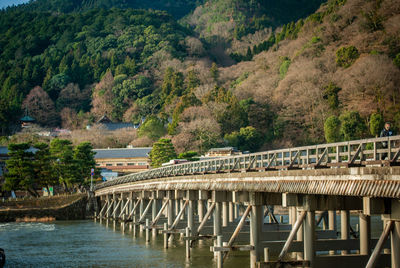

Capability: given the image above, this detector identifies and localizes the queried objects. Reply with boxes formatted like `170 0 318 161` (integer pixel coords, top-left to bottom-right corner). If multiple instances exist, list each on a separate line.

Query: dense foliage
1 0 400 157
0 8 189 130
7 0 200 19
148 138 177 167
3 140 98 196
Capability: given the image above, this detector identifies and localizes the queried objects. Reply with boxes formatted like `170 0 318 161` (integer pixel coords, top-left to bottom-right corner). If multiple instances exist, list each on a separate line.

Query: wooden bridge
94 135 400 268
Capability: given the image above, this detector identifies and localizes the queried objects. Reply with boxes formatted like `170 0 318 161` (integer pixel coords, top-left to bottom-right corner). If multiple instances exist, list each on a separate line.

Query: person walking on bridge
380 122 394 160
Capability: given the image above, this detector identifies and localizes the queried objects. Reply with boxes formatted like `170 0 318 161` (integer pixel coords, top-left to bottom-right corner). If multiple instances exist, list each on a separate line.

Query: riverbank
0 194 89 222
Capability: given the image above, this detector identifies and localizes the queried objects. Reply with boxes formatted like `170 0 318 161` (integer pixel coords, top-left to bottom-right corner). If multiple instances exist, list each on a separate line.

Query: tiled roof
208 147 237 152
93 147 152 159
0 146 38 155
98 123 137 131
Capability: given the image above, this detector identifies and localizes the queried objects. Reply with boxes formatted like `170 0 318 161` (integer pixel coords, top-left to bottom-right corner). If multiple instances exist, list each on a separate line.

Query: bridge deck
95 166 400 198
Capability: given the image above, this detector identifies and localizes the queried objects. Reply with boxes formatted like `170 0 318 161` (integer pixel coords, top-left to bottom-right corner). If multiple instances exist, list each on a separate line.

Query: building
88 115 139 131
93 147 152 175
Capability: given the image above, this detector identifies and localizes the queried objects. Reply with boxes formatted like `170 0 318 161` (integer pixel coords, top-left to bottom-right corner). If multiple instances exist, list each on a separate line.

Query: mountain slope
216 0 400 146
11 0 201 19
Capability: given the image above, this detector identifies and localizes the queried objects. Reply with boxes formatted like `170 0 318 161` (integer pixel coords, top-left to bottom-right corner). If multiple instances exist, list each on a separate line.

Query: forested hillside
0 8 191 131
1 0 400 154
8 0 200 19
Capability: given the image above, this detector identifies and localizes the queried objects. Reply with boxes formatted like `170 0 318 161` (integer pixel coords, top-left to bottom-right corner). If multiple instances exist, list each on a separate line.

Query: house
93 147 152 175
88 115 138 131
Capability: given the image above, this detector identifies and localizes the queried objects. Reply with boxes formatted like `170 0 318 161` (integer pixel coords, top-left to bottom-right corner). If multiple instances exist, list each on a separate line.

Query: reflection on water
0 220 247 268
0 214 385 267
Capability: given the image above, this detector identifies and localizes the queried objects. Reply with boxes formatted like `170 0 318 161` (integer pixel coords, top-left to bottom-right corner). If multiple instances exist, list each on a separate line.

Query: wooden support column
185 190 196 233
198 200 204 222
214 202 222 249
168 198 174 227
341 210 350 255
152 196 157 221
391 221 400 268
180 199 185 220
297 209 304 260
303 195 316 267
128 192 133 215
222 202 228 227
303 211 315 266
250 205 263 268
120 194 125 219
229 202 234 222
390 198 400 268
328 210 336 255
139 198 144 219
167 191 174 228
359 213 371 255
112 193 117 219
249 192 263 268
328 210 336 231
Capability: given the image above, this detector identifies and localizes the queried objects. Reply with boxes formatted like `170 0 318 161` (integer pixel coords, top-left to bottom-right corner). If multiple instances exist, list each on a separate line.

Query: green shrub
394 53 400 68
324 115 341 143
336 46 359 68
279 57 291 78
339 111 366 141
369 113 384 137
323 82 341 109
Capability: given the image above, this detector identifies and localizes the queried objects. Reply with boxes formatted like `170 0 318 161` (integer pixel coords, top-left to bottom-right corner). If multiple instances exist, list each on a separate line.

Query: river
0 220 249 267
0 215 383 267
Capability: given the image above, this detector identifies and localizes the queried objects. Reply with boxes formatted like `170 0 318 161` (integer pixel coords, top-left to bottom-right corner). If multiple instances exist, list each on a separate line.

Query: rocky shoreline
0 194 90 222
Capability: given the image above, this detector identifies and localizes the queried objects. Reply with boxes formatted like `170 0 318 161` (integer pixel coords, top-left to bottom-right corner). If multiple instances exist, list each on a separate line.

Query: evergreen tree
3 143 38 197
33 142 57 194
324 115 341 143
50 139 77 192
370 113 384 137
73 142 98 188
149 138 177 168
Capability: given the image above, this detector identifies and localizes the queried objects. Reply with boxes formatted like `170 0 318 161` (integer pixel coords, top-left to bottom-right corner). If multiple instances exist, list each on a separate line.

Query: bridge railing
95 135 400 190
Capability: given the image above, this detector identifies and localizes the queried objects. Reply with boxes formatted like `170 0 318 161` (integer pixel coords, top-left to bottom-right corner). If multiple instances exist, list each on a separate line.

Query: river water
0 220 249 267
0 215 384 267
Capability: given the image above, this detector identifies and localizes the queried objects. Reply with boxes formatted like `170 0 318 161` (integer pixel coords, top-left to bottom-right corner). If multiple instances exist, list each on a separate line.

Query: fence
95 135 400 190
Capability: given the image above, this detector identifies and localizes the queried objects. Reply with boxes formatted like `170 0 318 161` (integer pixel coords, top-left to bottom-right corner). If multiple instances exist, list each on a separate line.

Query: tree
370 113 384 137
178 151 199 161
33 142 57 194
91 70 115 119
324 115 341 143
172 106 221 153
50 139 77 192
138 116 166 140
339 111 366 141
323 83 341 110
22 86 59 126
56 83 90 112
3 143 38 197
336 46 360 68
73 142 98 188
210 63 219 81
224 126 263 152
149 138 177 167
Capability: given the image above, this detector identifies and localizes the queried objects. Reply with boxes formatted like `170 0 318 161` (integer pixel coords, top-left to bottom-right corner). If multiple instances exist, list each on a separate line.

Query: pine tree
149 138 177 167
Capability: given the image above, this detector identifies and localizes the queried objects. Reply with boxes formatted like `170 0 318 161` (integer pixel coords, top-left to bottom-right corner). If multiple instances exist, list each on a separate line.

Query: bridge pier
94 151 400 268
341 210 350 255
249 192 263 268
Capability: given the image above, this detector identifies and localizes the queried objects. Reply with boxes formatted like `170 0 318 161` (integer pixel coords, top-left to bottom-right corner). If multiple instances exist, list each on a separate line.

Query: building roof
98 122 136 131
20 115 35 122
93 147 152 159
208 147 238 152
97 115 112 124
0 146 38 156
